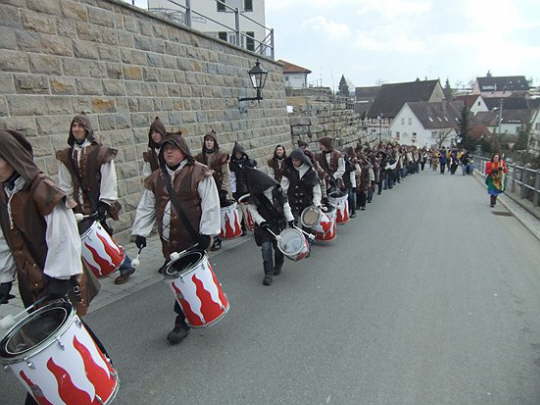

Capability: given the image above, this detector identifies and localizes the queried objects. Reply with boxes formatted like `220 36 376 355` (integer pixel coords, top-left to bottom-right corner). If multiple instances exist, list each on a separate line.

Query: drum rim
0 301 76 364
163 250 207 280
80 219 99 239
237 193 250 204
277 228 308 257
300 206 321 227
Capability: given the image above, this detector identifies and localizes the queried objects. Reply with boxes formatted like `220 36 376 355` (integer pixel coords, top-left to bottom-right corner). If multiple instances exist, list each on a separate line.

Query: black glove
288 221 295 228
46 277 72 300
97 201 109 219
135 235 147 250
197 234 211 250
0 282 14 305
260 221 270 230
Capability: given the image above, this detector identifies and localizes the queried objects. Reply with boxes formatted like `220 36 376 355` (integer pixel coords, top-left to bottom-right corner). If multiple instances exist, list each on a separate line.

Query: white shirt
280 164 322 207
131 160 221 239
0 177 82 282
57 140 119 206
142 147 160 177
324 153 345 180
248 186 295 225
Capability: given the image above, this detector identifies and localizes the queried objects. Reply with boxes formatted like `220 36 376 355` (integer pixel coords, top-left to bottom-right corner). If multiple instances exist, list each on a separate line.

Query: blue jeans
262 240 284 274
119 254 135 275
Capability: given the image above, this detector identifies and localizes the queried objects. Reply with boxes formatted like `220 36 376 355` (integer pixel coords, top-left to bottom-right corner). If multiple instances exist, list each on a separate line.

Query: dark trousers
377 180 383 195
262 240 284 274
367 187 374 203
357 190 367 209
421 161 426 171
348 187 356 215
490 195 498 207
440 163 446 174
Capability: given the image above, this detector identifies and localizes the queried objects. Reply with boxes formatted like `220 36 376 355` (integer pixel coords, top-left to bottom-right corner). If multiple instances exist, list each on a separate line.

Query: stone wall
0 0 291 240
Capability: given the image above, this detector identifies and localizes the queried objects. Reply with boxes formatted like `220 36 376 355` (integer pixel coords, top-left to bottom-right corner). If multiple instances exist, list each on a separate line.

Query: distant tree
457 105 475 150
443 78 453 100
514 123 531 151
436 128 454 148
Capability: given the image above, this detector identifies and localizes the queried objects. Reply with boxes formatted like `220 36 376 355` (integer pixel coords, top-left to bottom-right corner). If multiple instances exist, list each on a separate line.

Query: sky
125 0 540 90
265 0 540 90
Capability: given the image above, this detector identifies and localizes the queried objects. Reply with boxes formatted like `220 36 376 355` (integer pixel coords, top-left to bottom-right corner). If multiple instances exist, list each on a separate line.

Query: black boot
263 261 273 285
210 237 222 251
167 315 190 345
490 195 496 208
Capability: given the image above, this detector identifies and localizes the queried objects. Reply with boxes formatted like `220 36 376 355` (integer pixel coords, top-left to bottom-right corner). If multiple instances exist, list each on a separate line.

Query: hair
490 153 501 162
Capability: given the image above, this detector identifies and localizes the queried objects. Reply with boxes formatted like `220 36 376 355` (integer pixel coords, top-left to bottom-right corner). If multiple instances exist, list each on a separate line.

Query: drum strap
162 168 200 241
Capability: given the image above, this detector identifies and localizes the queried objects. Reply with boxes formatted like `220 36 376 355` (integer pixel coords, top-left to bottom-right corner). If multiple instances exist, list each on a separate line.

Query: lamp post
377 115 382 144
239 60 268 103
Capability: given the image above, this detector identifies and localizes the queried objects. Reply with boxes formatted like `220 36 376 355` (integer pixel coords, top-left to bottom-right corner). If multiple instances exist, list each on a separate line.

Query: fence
127 0 275 59
473 155 540 207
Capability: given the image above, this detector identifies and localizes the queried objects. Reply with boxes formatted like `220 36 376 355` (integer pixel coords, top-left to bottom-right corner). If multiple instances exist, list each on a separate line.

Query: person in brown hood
131 132 221 345
143 117 167 176
56 114 136 285
315 137 345 197
267 144 287 183
195 130 231 251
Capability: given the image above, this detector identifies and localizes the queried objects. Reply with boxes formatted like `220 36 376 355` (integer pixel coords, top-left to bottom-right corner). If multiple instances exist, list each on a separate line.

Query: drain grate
492 211 513 217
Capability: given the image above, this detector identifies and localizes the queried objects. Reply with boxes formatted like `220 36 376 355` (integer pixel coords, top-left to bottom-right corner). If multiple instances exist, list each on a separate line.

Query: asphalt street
3 170 540 405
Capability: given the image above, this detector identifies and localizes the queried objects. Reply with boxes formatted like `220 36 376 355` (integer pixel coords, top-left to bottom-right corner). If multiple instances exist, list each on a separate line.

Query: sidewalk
0 234 250 323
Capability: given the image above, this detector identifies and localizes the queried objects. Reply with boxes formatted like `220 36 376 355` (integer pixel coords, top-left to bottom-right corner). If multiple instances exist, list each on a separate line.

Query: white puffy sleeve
131 189 156 237
312 183 322 207
198 176 221 236
334 157 345 180
43 204 83 280
0 229 15 284
57 163 74 199
99 160 118 202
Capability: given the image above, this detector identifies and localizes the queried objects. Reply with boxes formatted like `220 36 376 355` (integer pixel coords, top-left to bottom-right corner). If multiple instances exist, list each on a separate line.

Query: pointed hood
318 136 334 150
148 117 167 149
232 142 246 157
288 148 313 168
245 168 278 195
297 139 308 148
159 132 193 167
0 130 40 183
202 130 220 152
68 114 96 146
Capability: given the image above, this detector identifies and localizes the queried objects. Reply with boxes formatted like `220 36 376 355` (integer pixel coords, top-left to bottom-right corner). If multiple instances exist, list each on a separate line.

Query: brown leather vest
56 144 117 215
143 148 160 173
144 162 210 257
195 151 228 191
316 150 341 177
0 175 97 314
267 158 286 183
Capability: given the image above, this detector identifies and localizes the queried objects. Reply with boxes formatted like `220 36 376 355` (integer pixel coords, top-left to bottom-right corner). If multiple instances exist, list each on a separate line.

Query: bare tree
435 128 454 148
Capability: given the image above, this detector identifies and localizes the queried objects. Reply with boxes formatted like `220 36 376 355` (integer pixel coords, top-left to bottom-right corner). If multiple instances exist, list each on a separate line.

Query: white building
473 73 530 98
148 0 270 56
390 101 461 147
277 60 311 89
529 108 540 155
453 94 488 115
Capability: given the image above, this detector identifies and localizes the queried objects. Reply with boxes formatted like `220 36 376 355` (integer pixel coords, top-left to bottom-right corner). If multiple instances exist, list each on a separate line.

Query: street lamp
239 60 268 103
377 114 382 144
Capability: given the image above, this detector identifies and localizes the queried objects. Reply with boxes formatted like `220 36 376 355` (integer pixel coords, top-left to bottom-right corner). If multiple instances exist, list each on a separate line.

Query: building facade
277 60 311 89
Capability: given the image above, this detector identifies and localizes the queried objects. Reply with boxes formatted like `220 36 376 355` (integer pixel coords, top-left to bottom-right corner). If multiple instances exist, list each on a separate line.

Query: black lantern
239 60 267 103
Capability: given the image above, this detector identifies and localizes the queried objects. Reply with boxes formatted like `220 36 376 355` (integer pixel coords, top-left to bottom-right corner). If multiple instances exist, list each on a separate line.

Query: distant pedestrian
485 153 508 207
439 148 447 175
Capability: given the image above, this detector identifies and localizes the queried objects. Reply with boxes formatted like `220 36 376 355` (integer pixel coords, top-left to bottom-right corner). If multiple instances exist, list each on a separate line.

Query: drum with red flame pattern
164 250 230 328
314 207 337 241
0 301 119 405
237 194 255 233
328 192 350 224
80 221 125 278
219 202 242 240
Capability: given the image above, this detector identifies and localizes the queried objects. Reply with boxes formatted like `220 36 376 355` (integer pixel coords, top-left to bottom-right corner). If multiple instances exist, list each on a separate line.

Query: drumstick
131 247 143 269
0 295 49 330
74 213 98 223
293 225 315 240
265 228 281 241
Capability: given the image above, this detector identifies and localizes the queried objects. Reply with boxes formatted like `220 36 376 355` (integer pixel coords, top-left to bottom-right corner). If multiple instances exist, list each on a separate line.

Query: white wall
284 73 308 89
529 110 540 155
470 96 488 115
148 0 268 54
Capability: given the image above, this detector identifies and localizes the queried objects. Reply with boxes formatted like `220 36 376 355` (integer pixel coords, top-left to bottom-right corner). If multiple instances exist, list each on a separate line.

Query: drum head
329 191 346 199
164 250 205 278
301 207 319 227
278 229 305 254
0 301 71 359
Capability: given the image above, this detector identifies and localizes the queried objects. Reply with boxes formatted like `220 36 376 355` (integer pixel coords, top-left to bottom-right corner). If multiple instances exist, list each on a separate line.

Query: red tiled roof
277 59 312 74
454 94 480 108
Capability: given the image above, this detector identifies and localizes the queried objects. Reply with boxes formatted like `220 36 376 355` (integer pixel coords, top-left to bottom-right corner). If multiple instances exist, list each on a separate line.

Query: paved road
3 170 540 405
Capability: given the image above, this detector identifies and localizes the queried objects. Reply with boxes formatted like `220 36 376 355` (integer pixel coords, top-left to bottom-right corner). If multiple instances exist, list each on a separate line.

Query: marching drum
300 206 322 229
314 206 337 242
328 191 350 224
0 301 118 405
164 250 230 328
237 194 255 233
81 221 125 278
275 228 310 262
219 201 243 240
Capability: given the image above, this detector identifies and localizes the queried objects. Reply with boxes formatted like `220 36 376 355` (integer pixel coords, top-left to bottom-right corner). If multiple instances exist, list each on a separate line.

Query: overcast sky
266 0 540 90
128 0 540 90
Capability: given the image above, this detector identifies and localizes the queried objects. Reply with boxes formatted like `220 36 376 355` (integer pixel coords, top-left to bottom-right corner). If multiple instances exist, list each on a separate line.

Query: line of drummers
0 117 422 405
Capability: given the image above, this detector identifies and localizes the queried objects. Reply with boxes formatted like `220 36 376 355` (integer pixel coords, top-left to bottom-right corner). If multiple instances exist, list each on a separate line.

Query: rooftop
477 75 529 92
406 101 461 130
277 59 312 74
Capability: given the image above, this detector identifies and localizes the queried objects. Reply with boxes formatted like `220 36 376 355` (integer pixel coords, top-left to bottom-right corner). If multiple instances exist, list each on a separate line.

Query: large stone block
21 9 57 35
124 81 143 96
0 50 29 72
14 74 49 94
7 95 48 116
98 45 120 62
0 96 8 117
123 65 142 81
76 78 102 95
36 115 72 135
26 0 61 15
101 28 119 46
57 19 77 38
46 96 74 114
88 5 114 27
77 22 101 42
0 4 21 28
0 73 15 94
40 34 73 56
117 31 134 48
0 27 17 50
62 0 88 21
29 54 62 75
102 79 125 96
50 76 76 95
106 62 123 79
0 115 38 136
73 40 99 60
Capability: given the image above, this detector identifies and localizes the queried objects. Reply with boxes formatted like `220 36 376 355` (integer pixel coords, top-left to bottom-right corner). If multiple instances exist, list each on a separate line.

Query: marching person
246 168 295 286
195 130 231 251
485 153 508 208
439 147 448 175
56 114 136 285
0 129 100 405
229 142 257 201
297 139 316 165
267 144 287 183
356 153 372 211
142 117 167 177
343 147 358 218
315 137 345 197
281 148 322 228
131 133 221 345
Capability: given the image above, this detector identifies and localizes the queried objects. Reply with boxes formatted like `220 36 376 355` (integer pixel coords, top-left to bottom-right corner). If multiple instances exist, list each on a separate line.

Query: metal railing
130 0 275 59
473 155 540 207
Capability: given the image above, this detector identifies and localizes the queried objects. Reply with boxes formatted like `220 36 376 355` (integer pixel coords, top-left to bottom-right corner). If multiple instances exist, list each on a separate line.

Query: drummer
0 130 99 405
131 133 221 345
315 137 345 198
56 114 136 285
195 129 232 251
245 168 295 286
281 148 321 235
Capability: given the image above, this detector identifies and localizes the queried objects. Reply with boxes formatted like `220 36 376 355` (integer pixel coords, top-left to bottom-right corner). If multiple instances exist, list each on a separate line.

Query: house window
218 31 228 41
244 0 253 12
477 101 481 106
408 118 412 125
401 118 405 125
217 0 226 12
396 131 400 140
246 31 255 51
428 116 433 122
